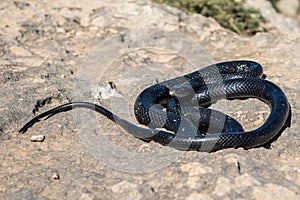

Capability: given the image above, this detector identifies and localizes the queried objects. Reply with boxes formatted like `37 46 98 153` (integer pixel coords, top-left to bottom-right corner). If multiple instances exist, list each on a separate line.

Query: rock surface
277 0 299 17
246 0 300 33
0 0 299 199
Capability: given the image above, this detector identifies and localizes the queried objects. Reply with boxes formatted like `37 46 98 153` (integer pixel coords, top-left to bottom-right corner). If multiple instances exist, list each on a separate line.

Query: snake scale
19 60 291 152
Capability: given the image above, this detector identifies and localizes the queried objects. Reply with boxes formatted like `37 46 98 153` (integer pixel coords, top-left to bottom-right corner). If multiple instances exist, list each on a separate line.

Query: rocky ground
0 0 299 199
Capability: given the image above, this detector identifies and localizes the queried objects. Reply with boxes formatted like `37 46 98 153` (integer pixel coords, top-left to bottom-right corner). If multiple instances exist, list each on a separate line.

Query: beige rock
185 192 213 200
0 0 299 199
9 46 32 57
235 173 261 188
252 183 299 200
185 176 199 190
180 162 213 176
214 177 234 196
246 0 300 33
292 170 300 186
110 180 137 193
79 193 95 200
110 181 143 200
277 0 300 17
224 153 238 163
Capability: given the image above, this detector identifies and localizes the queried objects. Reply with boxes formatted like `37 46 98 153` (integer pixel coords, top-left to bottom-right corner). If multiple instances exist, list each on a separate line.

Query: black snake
19 60 291 152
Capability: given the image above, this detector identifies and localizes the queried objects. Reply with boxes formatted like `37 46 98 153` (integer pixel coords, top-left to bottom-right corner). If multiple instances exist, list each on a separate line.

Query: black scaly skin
19 60 291 152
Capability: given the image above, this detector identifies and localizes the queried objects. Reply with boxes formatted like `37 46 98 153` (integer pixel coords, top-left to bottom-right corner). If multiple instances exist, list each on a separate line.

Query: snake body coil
19 60 291 152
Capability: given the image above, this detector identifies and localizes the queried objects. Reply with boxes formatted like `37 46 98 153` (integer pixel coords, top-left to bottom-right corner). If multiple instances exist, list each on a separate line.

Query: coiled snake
19 60 291 152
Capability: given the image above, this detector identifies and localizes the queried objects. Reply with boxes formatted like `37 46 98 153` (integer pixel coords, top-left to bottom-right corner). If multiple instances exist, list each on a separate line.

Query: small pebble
30 135 45 142
52 173 60 180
